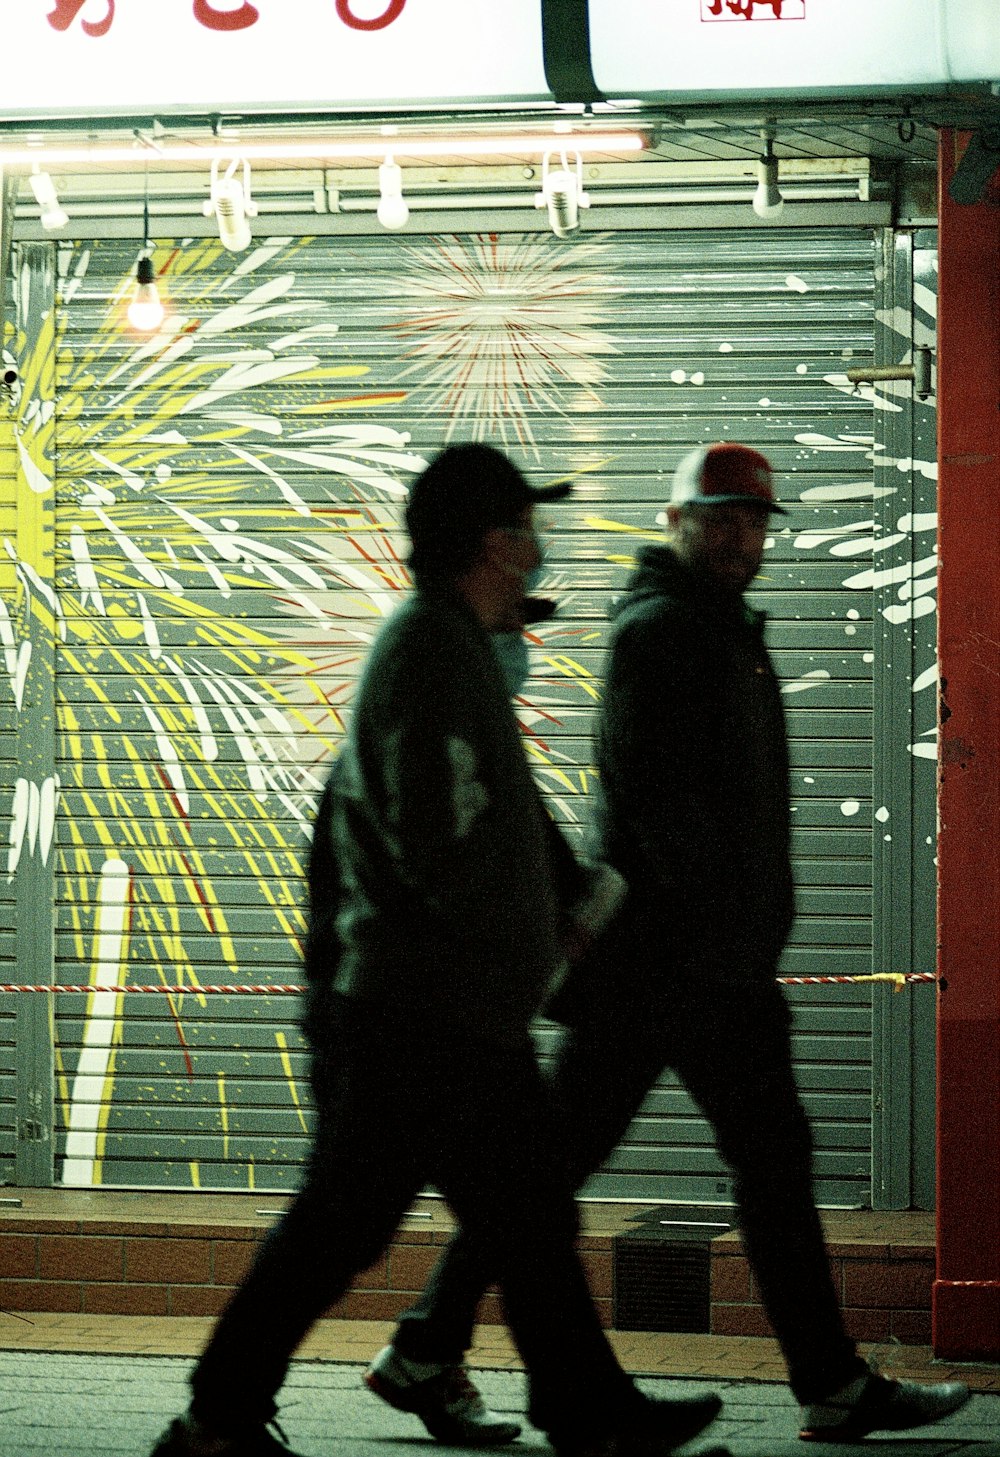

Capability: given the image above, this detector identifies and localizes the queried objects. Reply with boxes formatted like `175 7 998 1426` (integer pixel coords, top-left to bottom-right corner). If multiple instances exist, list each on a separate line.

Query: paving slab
0 1351 997 1457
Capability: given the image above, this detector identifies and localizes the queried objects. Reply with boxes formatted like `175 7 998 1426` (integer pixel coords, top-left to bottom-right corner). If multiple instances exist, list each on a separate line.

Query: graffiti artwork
1 225 933 1199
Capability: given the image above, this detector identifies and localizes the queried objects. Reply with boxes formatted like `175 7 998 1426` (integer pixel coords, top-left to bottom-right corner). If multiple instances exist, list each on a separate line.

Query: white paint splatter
884 599 936 624
781 668 832 695
62 858 133 1187
875 806 890 823
719 342 733 353
913 664 938 694
795 434 880 456
841 800 861 817
7 773 60 880
670 369 687 384
842 555 937 592
785 275 809 293
878 456 938 481
898 512 937 532
17 438 53 496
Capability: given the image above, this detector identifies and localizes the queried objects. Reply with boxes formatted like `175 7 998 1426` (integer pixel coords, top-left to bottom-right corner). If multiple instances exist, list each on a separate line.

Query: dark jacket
595 543 794 982
321 583 564 1046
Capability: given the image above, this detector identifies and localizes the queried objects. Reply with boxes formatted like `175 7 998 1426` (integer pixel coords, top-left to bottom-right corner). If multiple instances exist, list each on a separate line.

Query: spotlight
203 157 258 252
376 156 409 230
29 167 68 230
535 150 590 239
127 253 165 332
752 133 784 220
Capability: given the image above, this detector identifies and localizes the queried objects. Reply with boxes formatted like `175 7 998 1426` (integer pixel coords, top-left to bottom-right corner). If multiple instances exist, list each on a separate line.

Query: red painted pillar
934 129 1000 1361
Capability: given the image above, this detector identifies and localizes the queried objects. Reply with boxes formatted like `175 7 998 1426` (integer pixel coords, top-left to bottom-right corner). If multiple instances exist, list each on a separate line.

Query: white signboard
0 0 549 118
590 0 1000 94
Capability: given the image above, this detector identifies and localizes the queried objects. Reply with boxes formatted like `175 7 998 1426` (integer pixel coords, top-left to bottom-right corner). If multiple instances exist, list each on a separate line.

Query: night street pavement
0 1349 996 1457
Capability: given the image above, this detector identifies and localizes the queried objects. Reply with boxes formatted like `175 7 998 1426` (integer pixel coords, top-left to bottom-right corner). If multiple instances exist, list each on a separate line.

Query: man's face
489 505 543 630
669 501 769 594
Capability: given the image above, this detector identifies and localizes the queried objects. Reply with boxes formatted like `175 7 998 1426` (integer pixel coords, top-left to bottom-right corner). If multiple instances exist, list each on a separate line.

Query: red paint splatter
153 762 189 824
179 852 218 935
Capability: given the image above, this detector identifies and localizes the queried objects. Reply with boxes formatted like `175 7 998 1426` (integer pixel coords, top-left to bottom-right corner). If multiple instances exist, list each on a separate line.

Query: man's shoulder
370 590 481 665
611 581 704 648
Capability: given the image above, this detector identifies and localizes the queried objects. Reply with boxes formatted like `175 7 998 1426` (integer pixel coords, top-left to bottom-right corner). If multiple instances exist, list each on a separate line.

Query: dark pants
189 995 636 1445
394 958 866 1405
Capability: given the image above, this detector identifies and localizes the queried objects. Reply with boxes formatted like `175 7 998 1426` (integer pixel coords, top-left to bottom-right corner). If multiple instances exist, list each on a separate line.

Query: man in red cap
368 442 969 1447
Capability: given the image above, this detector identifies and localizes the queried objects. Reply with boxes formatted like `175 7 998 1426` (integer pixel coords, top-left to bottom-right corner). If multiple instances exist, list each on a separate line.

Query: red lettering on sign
47 0 115 36
193 0 260 30
702 0 805 18
336 0 407 32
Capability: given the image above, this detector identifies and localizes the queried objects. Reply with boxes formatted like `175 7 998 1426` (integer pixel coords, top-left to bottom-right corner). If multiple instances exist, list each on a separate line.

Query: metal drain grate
613 1209 734 1333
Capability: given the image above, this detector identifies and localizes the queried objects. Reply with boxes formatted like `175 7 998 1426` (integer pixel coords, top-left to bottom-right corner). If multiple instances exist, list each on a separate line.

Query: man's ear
665 504 683 531
480 526 510 567
481 526 525 582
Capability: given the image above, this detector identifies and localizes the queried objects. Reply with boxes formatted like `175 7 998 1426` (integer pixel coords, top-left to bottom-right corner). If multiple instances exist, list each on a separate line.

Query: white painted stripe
62 859 132 1187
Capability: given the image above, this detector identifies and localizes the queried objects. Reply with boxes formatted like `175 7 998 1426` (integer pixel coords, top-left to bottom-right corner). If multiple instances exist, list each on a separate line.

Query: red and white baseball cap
670 442 786 514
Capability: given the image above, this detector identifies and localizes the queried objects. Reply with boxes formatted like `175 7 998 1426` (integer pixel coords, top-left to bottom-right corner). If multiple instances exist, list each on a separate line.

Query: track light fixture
0 131 646 169
127 176 165 333
29 166 68 231
752 131 785 220
376 156 409 230
203 156 258 253
535 150 590 239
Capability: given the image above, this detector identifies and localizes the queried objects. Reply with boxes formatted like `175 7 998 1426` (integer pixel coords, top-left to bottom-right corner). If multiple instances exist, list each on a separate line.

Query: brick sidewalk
0 1347 997 1457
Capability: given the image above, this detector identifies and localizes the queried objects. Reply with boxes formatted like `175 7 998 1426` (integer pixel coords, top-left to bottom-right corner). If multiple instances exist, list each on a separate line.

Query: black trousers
188 995 636 1445
394 957 866 1405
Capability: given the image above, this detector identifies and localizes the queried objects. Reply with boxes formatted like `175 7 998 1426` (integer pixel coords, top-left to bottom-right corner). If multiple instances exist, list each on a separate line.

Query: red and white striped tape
0 973 938 996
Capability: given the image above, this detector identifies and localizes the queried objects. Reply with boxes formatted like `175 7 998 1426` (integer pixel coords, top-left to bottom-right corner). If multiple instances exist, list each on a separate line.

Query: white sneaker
364 1345 522 1447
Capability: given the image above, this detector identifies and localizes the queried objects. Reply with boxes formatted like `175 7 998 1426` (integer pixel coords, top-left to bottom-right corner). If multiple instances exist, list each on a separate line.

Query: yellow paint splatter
275 1031 309 1134
218 1073 229 1163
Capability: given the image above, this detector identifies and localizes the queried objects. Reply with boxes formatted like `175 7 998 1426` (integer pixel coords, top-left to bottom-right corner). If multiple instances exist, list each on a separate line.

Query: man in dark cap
367 442 969 1448
149 443 722 1457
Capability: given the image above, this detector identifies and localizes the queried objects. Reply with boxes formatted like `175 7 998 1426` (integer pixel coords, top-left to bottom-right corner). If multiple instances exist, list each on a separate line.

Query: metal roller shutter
0 407 17 1180
47 226 877 1199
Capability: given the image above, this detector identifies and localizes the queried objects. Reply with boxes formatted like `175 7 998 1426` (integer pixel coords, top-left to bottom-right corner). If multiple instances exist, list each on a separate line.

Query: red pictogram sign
701 1 806 20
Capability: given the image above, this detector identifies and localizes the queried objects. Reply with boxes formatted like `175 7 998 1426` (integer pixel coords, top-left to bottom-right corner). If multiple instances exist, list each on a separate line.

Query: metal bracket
846 345 933 399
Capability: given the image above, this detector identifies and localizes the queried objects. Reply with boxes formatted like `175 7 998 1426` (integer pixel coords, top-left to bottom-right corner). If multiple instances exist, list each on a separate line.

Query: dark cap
405 442 571 578
670 442 787 515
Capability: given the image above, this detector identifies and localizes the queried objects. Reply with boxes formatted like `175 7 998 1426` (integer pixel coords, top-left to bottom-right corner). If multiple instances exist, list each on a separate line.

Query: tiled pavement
0 1316 997 1457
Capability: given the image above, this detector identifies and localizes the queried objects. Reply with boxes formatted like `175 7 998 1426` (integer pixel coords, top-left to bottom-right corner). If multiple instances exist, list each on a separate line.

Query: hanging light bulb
29 166 68 230
203 157 258 252
752 133 785 219
376 156 409 230
127 175 165 333
534 150 590 238
127 254 165 332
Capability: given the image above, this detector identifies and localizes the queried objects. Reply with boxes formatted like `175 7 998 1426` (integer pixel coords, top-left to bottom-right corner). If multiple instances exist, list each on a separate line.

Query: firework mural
389 233 616 457
7 236 428 1188
1 224 931 1204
